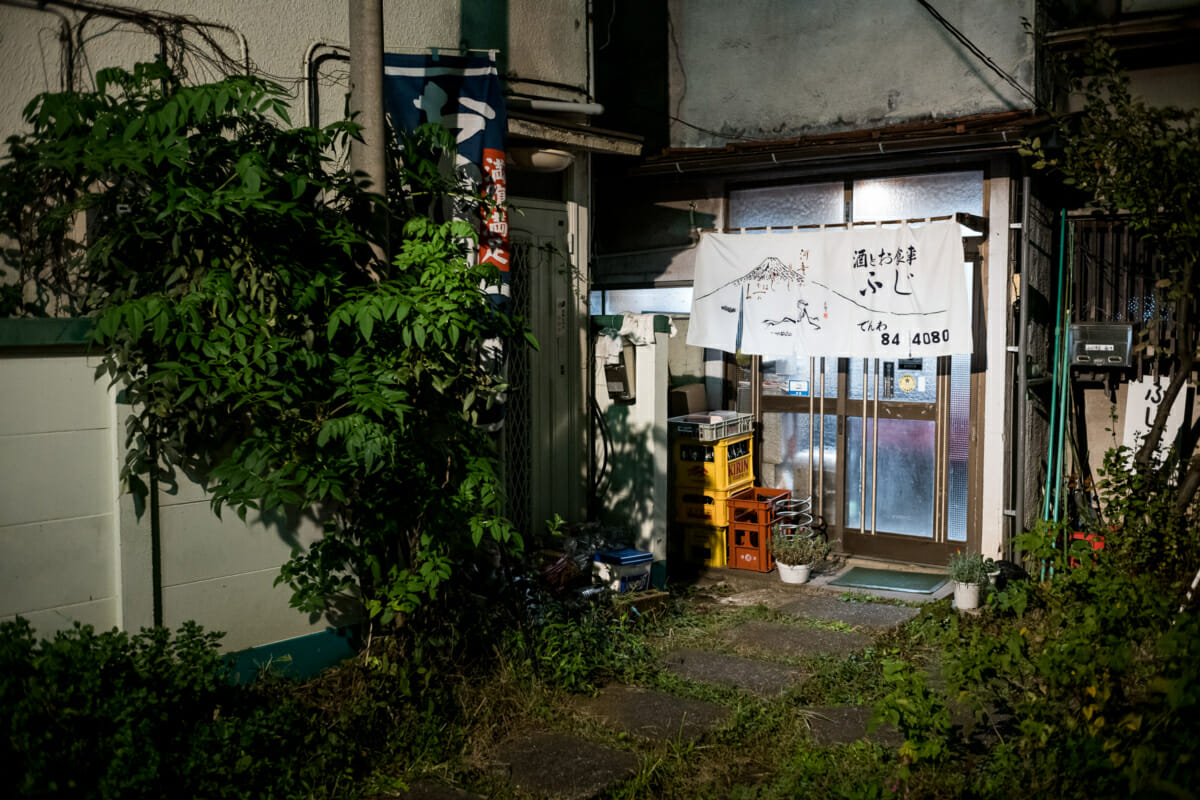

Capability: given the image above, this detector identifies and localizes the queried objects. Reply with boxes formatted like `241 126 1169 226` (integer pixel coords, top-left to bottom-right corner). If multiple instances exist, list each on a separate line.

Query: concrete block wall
0 354 120 636
156 479 330 652
0 345 336 651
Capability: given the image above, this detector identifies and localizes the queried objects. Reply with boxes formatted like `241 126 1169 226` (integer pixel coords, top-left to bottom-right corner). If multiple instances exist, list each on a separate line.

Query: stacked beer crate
726 486 792 572
669 412 755 568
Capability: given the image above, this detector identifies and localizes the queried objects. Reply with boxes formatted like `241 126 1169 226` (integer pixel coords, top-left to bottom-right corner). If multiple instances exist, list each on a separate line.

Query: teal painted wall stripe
225 627 358 684
0 318 93 349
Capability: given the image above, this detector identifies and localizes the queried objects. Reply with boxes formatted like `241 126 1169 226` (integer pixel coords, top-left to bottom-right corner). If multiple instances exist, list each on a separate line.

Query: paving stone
723 620 870 659
779 594 920 630
492 731 638 800
801 706 903 748
574 685 731 742
389 780 485 800
660 648 806 696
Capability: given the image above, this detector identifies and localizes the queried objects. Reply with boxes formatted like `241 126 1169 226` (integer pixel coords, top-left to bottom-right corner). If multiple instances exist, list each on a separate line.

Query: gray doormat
828 566 947 594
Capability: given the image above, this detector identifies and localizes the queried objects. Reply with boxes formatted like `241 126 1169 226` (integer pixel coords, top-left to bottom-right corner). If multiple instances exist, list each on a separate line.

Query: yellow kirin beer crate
672 432 754 492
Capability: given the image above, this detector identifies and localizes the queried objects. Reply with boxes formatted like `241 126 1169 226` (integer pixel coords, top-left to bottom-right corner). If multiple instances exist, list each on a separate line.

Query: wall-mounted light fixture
507 147 575 172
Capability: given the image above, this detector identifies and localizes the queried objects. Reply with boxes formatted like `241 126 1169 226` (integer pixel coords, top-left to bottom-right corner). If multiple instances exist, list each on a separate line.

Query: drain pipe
507 98 605 115
1013 174 1032 560
347 0 388 278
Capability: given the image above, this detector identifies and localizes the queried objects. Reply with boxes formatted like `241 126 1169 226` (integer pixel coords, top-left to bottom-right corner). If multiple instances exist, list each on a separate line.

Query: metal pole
348 0 388 278
1015 175 1032 558
819 357 826 521
860 358 867 534
808 356 815 502
871 359 879 535
1043 209 1067 521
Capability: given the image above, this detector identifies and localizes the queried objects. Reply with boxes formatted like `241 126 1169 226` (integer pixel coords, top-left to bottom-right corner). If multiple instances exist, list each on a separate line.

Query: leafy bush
939 563 1200 797
770 530 833 566
1096 445 1199 585
1 618 347 799
0 63 528 640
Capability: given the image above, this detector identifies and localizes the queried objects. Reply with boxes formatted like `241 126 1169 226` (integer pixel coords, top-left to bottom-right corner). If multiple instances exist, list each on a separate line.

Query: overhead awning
508 112 643 157
637 110 1047 176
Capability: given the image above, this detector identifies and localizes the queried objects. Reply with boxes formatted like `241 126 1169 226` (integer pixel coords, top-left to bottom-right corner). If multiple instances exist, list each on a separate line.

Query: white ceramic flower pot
954 580 982 610
778 562 811 585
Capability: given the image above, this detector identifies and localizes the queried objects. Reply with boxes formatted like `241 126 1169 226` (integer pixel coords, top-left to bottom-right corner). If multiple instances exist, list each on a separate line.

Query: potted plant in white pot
948 550 989 610
772 529 833 585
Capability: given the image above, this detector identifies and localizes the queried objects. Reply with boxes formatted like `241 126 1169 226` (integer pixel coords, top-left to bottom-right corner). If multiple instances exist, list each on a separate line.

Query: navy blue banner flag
383 52 509 287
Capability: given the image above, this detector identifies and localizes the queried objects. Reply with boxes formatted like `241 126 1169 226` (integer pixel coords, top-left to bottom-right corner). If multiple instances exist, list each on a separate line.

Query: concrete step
800 705 902 748
573 684 731 742
723 619 871 659
660 647 807 696
492 731 639 800
779 593 920 630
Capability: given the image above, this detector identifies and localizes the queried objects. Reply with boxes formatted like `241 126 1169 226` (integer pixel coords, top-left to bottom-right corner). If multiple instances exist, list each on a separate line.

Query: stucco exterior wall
0 1 590 138
665 0 1037 148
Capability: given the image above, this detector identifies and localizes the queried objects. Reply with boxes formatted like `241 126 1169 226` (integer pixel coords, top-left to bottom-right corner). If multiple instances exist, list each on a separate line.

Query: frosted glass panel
762 412 838 528
846 417 935 537
947 352 971 542
761 356 838 398
852 171 983 223
730 182 844 228
590 287 693 315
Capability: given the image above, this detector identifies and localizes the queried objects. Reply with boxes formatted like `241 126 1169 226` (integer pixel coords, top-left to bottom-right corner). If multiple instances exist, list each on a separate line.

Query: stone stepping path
660 647 807 696
573 685 731 742
780 594 920 630
492 731 639 800
391 780 485 800
723 620 871 659
801 706 902 748
479 592 927 797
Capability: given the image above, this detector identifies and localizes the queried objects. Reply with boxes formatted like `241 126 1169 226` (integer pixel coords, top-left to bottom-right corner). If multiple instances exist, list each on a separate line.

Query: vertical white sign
1123 377 1191 461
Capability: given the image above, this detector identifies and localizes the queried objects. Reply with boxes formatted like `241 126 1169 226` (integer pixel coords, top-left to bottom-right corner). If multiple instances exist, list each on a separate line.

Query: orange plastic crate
728 486 791 524
729 520 775 572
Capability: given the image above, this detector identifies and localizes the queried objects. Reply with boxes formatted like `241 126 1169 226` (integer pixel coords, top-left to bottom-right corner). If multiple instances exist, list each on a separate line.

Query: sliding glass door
735 170 984 563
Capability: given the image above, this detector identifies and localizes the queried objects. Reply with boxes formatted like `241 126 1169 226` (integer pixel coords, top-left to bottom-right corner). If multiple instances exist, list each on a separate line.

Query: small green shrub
506 595 654 692
770 530 833 566
947 550 989 584
0 618 370 799
870 658 952 773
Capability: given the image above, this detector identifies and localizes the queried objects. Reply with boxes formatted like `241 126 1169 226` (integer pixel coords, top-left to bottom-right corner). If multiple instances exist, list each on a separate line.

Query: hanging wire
912 0 1042 110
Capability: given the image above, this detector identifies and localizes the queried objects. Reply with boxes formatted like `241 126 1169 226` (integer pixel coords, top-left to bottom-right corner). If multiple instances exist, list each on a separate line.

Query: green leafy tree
1025 40 1200 579
0 62 527 632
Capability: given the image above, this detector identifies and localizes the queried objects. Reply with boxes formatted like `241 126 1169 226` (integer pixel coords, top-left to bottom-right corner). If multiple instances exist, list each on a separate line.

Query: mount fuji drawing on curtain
685 223 972 359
